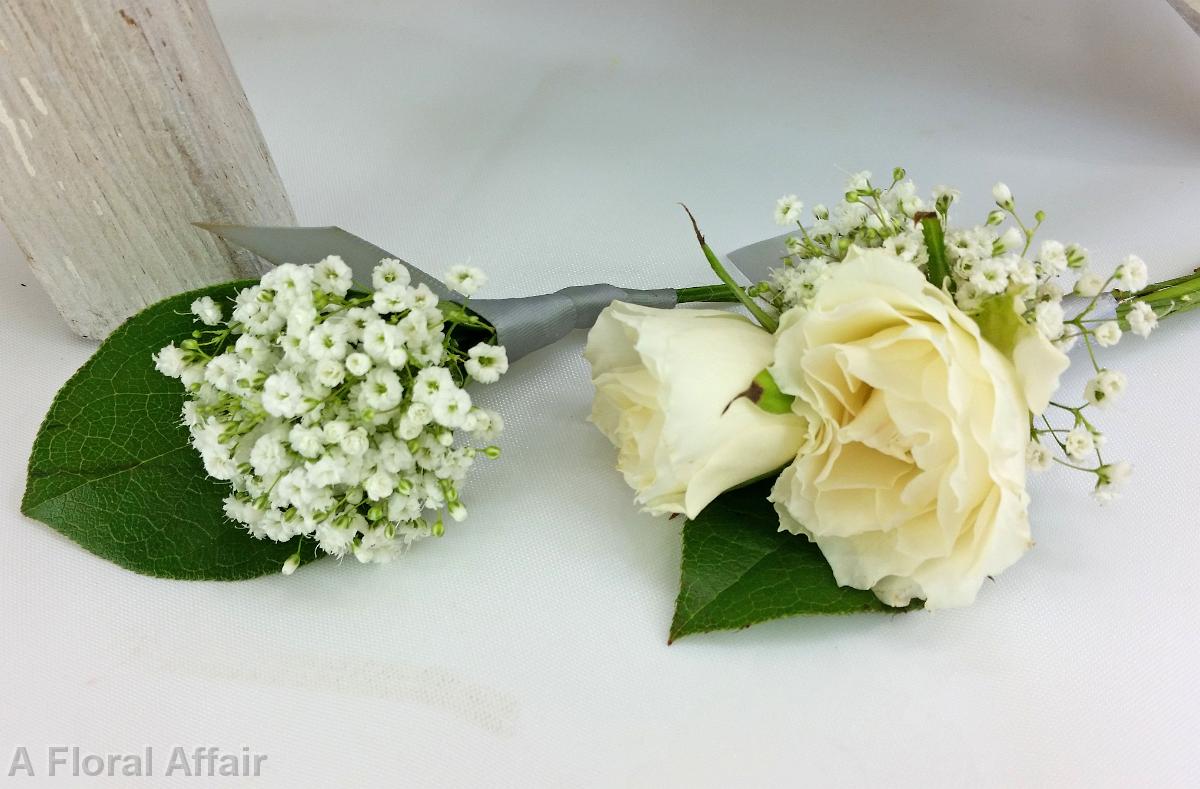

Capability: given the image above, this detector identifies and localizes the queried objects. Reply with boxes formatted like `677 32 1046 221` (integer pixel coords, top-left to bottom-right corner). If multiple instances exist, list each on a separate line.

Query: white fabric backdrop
2 0 1198 785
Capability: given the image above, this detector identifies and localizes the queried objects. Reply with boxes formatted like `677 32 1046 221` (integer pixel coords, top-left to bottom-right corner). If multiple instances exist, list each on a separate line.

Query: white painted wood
0 0 294 338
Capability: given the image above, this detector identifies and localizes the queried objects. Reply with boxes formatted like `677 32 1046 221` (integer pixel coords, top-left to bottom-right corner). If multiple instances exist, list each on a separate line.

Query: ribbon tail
194 223 453 299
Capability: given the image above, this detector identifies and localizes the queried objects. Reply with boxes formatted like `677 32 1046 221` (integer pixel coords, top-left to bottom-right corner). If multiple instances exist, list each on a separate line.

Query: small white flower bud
846 170 872 192
1034 301 1065 340
1066 243 1088 269
1074 271 1105 298
386 348 409 369
1064 427 1095 460
1126 301 1158 338
774 195 803 225
1093 461 1132 503
1114 255 1148 292
992 182 1013 206
345 352 371 377
998 226 1023 252
1093 321 1122 348
1026 441 1051 471
1084 369 1126 409
191 295 223 326
281 554 300 575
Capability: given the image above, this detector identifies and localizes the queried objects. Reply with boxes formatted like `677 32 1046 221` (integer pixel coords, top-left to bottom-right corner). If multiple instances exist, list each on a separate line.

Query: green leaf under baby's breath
669 482 911 642
22 281 320 580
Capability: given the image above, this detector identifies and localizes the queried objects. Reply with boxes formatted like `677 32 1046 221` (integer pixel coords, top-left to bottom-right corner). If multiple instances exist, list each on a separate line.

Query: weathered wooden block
0 0 294 338
1168 0 1200 34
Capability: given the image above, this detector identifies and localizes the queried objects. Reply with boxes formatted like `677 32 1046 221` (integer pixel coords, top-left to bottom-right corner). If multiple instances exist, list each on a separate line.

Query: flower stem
920 215 950 290
1117 270 1200 301
1115 268 1200 326
675 284 741 304
679 204 779 332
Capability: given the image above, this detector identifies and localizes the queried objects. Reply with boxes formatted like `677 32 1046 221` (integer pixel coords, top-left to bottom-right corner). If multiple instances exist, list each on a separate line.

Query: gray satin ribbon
474 284 676 360
197 224 676 362
725 232 791 285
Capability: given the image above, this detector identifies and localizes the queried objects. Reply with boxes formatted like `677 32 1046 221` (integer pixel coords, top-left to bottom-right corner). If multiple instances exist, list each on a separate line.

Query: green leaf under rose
670 482 914 642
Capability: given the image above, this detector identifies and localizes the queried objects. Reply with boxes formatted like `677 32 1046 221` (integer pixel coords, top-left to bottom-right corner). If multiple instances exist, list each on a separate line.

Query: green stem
1115 269 1200 327
1125 276 1200 306
675 284 741 304
920 215 950 290
1080 328 1101 373
1116 270 1200 301
680 204 779 332
1053 457 1097 473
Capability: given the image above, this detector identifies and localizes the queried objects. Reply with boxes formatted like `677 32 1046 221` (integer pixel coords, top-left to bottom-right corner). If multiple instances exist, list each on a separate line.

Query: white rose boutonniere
768 248 1034 608
585 302 816 518
585 170 1181 639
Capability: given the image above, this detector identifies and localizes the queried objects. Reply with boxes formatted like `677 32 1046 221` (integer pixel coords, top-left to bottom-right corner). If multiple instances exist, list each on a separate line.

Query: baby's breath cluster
760 168 1171 502
154 256 507 571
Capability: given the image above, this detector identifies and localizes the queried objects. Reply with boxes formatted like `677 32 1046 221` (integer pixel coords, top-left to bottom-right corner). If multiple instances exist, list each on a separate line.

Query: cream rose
585 302 815 518
769 248 1037 609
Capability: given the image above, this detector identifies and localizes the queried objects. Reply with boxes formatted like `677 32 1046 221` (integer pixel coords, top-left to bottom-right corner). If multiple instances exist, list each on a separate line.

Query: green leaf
749 368 795 414
726 369 796 416
669 482 911 642
22 281 320 580
974 294 1025 357
680 204 779 333
920 214 950 290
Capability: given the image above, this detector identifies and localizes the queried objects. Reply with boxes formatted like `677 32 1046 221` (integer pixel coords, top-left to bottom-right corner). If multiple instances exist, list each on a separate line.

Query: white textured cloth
2 0 1198 785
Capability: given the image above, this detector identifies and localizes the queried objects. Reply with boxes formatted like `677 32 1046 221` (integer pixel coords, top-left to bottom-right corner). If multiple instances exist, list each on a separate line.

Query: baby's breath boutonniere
22 225 742 579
